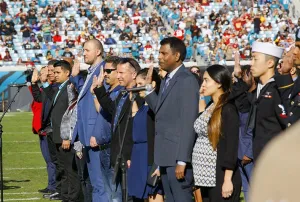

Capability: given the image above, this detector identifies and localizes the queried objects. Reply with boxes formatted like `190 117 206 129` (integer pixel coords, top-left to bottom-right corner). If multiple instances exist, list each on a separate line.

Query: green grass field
1 112 245 202
1 112 49 201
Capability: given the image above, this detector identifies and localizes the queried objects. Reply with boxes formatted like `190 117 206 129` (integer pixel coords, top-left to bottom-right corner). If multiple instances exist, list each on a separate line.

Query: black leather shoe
38 188 55 193
43 192 59 199
50 193 62 200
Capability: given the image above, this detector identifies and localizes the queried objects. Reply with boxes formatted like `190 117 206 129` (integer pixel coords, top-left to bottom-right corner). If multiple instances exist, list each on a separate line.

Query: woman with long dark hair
192 65 241 202
127 68 164 202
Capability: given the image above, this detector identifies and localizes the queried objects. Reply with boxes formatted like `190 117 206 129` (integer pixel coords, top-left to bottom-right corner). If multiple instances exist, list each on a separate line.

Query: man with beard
70 39 121 202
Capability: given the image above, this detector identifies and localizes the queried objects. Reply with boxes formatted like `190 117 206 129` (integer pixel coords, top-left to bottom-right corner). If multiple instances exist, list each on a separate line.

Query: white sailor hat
252 41 284 59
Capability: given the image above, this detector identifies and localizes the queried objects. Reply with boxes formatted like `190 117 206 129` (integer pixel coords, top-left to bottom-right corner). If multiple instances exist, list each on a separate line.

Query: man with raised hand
144 37 199 202
70 39 118 202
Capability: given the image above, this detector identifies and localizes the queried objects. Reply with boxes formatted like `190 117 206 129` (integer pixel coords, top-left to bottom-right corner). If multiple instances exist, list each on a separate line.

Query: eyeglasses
104 69 116 74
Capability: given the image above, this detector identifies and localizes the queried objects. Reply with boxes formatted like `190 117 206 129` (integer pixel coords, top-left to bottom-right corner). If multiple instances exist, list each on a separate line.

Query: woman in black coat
192 65 241 202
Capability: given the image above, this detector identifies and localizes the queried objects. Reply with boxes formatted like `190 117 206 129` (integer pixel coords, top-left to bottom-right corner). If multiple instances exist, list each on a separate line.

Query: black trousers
56 144 81 202
47 133 61 193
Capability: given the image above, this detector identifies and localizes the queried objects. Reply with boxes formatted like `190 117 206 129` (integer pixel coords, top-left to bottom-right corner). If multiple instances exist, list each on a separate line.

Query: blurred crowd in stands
0 0 297 66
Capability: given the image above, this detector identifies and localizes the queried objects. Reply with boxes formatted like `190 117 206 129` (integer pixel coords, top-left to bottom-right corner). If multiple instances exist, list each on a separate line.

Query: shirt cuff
42 82 50 88
177 161 186 165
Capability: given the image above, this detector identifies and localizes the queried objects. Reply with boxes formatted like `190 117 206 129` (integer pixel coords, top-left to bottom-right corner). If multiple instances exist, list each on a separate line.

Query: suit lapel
156 78 177 111
52 81 69 106
156 65 185 112
117 96 130 126
155 79 165 111
78 65 101 101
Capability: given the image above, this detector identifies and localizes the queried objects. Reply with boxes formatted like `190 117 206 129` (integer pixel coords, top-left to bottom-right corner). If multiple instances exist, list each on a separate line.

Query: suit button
290 112 293 116
291 101 294 105
288 123 291 127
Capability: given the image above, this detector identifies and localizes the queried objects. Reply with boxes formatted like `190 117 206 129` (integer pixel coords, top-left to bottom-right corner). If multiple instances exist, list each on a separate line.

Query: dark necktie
162 74 171 94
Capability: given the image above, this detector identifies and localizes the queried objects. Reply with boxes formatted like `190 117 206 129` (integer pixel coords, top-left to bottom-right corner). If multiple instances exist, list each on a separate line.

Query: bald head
84 39 104 54
83 39 104 65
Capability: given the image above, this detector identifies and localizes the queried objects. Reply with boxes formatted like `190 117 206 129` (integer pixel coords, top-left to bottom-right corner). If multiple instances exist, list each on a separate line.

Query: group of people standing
28 36 300 202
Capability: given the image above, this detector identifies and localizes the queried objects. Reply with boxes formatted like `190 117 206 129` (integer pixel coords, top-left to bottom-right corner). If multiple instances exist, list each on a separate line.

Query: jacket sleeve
43 85 56 101
220 103 240 170
145 90 159 112
176 76 199 163
94 86 116 116
69 75 85 93
229 78 250 100
31 84 42 102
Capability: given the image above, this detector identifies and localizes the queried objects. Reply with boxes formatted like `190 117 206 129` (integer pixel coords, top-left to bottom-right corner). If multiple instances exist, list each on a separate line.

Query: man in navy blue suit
145 37 199 202
70 39 121 202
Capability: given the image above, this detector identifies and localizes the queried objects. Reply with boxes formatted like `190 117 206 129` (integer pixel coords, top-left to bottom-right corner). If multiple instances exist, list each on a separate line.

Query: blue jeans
39 135 56 191
238 161 253 202
100 149 122 202
85 147 122 202
86 147 108 202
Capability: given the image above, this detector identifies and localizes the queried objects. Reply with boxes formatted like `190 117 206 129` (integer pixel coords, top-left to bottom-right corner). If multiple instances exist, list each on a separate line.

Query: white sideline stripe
4 152 40 154
5 197 41 201
3 140 37 143
4 192 39 195
4 167 46 170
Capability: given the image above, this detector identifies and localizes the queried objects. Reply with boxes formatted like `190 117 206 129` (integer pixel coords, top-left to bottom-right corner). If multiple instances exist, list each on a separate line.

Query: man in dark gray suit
145 37 199 202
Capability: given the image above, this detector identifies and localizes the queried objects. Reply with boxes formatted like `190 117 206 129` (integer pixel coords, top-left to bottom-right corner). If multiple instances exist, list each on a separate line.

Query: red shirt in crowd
53 35 62 43
223 31 231 45
96 33 105 41
144 44 153 50
133 12 141 24
174 29 185 40
233 19 243 31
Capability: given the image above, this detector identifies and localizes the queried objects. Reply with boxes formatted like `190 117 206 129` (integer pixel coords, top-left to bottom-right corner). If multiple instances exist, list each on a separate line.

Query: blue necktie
162 74 171 94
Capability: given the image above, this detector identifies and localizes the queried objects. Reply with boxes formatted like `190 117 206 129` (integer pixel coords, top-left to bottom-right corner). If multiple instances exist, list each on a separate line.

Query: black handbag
146 163 160 187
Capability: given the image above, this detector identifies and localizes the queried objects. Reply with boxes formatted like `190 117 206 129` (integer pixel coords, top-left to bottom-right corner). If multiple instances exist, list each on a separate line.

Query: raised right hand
145 65 154 85
199 84 204 96
31 68 39 83
97 66 105 87
90 75 98 95
71 59 80 77
234 51 242 78
40 67 48 82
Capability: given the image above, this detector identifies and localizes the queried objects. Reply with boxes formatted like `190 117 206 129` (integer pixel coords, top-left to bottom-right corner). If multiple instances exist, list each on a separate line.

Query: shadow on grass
2 179 30 190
